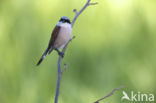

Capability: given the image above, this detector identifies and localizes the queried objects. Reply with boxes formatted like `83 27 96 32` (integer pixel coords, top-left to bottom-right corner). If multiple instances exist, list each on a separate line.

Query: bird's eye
60 19 63 22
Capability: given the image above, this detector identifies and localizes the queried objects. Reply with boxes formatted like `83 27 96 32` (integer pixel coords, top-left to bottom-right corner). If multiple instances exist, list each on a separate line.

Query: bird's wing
36 25 61 66
48 25 61 49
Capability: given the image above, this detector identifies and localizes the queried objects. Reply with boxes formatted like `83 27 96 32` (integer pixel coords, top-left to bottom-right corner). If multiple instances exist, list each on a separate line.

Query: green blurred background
0 0 156 103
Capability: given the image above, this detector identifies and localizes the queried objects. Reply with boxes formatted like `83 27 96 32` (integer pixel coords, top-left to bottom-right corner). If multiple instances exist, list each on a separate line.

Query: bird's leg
55 49 64 58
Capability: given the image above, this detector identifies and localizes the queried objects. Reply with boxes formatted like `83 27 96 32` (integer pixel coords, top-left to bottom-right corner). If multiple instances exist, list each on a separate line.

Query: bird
36 16 72 66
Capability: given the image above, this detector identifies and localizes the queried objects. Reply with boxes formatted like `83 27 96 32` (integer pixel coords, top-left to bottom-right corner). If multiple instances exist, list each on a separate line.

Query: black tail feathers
36 48 49 66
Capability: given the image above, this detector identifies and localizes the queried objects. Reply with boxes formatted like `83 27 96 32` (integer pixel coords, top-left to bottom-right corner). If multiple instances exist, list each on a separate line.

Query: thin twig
71 0 98 27
62 63 69 73
54 0 97 103
54 36 75 103
94 85 124 103
89 2 98 5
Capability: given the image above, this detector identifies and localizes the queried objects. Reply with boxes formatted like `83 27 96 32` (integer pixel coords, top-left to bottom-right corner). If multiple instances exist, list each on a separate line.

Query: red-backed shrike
37 16 72 66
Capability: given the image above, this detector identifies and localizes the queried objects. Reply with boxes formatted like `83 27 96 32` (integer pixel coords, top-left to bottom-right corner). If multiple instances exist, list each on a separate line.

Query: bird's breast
54 24 72 49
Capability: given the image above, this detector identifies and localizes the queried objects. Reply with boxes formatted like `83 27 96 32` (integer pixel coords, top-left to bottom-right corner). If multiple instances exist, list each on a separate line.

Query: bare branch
54 36 75 103
94 85 124 103
89 2 98 5
54 0 97 103
62 63 69 73
71 0 98 27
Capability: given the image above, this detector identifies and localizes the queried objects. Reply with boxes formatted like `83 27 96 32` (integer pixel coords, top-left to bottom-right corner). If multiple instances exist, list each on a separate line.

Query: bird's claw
58 52 64 58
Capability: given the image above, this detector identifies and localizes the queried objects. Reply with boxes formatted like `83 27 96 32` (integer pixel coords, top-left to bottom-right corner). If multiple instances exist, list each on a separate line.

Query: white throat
57 22 71 28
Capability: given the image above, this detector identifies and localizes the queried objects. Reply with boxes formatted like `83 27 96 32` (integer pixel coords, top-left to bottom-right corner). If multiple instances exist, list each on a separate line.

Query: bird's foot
55 49 64 58
58 52 64 58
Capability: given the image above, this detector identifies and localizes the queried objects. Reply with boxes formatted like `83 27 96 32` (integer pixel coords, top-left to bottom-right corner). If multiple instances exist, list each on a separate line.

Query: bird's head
59 16 71 24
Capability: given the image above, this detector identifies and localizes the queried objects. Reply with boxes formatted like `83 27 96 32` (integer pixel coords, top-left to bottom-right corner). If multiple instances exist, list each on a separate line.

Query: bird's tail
36 48 49 66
